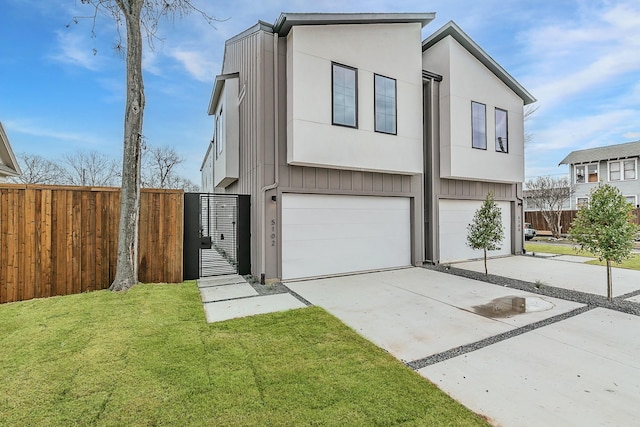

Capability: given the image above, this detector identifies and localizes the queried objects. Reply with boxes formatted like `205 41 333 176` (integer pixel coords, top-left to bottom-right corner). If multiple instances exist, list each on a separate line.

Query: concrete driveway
455 255 640 298
287 261 640 427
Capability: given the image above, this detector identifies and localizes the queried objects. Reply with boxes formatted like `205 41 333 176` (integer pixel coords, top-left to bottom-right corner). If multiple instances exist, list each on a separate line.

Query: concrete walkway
287 263 640 427
198 274 306 323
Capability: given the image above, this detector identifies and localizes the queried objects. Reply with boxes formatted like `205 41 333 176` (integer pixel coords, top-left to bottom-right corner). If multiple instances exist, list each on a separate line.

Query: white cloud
529 109 637 153
49 30 103 71
168 49 217 82
522 1 640 109
623 132 640 139
3 119 107 147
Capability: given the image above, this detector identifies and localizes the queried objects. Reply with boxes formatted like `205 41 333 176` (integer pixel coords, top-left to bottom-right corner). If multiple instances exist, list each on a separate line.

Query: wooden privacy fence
0 184 183 304
525 209 640 235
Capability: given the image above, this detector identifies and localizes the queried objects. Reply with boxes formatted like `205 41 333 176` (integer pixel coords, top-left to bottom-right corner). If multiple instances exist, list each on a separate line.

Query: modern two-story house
201 13 535 281
0 122 21 182
559 140 640 209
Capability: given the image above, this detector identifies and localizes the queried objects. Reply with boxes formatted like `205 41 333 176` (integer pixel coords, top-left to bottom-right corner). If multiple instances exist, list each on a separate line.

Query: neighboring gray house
0 122 21 182
201 13 535 281
559 141 640 209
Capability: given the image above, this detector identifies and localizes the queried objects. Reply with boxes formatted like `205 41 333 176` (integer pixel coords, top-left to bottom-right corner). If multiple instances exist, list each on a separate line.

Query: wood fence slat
525 208 640 235
0 184 184 304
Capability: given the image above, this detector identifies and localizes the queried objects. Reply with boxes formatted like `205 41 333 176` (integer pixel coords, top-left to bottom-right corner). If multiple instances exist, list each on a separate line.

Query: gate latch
199 236 212 249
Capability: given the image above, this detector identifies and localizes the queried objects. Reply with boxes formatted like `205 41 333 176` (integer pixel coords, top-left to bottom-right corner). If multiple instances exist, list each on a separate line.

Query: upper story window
609 159 637 181
215 107 224 158
624 195 638 207
575 163 598 183
374 74 397 135
332 63 357 128
495 108 508 153
471 101 486 150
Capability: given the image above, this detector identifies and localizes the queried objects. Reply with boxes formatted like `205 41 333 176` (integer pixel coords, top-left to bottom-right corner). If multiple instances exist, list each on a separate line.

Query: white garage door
439 199 511 263
281 194 411 280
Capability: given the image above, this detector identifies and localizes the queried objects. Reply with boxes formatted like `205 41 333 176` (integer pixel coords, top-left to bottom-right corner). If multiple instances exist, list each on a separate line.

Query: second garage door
439 199 511 263
281 194 411 280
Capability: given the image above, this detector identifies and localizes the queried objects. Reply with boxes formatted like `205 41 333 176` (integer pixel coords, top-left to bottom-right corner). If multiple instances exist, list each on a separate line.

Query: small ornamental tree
467 192 505 275
569 184 638 301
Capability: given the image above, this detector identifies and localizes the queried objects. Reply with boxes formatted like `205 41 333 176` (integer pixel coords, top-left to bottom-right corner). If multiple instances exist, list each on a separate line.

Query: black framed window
374 74 397 134
495 108 508 153
332 63 357 128
471 101 486 149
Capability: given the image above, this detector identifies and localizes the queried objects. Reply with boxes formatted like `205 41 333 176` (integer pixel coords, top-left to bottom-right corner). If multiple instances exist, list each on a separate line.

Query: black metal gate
183 193 250 280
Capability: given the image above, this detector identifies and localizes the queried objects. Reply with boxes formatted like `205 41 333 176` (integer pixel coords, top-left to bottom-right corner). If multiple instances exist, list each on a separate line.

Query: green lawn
525 242 640 271
0 282 488 426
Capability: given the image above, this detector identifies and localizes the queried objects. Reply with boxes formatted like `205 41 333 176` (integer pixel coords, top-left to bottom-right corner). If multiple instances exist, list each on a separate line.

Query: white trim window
576 197 589 208
471 101 486 150
624 195 638 207
608 159 637 181
575 163 598 184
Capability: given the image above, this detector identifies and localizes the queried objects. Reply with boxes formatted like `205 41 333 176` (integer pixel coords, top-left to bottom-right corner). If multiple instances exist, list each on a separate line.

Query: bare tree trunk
483 248 488 275
110 0 144 292
606 259 612 301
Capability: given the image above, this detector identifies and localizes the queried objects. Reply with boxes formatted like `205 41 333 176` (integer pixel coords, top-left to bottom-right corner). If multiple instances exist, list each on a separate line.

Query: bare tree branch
60 150 120 186
524 104 539 148
525 175 574 238
11 153 65 185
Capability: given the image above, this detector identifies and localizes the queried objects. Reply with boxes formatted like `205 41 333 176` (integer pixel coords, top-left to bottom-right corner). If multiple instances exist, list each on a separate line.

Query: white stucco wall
213 78 240 188
286 23 424 175
423 36 524 184
201 144 215 193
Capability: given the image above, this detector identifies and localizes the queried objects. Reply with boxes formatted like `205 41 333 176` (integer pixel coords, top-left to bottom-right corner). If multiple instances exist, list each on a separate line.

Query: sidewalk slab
287 268 582 362
198 274 247 288
419 308 640 427
203 294 307 323
524 252 556 258
552 254 597 263
200 283 258 302
456 256 640 297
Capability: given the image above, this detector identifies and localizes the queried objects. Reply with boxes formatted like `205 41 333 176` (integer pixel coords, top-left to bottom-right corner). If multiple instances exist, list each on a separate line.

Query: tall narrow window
495 108 508 153
624 159 636 180
216 107 224 157
587 163 598 182
332 63 357 128
609 161 621 181
374 74 397 134
471 101 486 149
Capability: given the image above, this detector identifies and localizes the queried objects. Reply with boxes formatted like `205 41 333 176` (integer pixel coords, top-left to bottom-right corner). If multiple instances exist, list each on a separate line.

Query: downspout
515 182 524 254
260 32 279 284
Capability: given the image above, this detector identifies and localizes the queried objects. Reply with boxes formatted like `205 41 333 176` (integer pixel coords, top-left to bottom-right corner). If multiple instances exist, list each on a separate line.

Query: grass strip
525 243 640 271
0 282 488 426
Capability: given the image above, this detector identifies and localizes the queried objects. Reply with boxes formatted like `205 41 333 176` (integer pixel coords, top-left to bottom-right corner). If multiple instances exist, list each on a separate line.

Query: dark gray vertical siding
439 178 516 200
279 166 417 196
220 30 275 276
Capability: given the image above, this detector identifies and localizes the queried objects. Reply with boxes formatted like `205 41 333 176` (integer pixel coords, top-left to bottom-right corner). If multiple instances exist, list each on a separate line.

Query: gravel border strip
407 305 593 370
244 276 314 306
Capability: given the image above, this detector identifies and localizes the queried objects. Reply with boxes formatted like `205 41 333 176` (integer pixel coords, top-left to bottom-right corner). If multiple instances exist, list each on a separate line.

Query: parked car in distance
524 223 537 241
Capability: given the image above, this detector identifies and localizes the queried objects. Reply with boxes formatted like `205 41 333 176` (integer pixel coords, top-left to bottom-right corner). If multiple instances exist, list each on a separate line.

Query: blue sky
1 0 639 185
